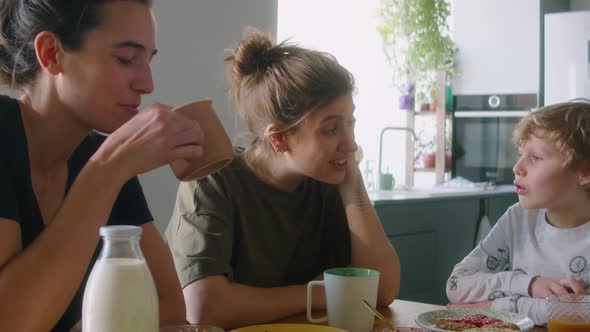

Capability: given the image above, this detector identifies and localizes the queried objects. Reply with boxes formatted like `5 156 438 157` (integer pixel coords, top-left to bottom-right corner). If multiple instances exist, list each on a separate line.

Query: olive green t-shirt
165 154 351 288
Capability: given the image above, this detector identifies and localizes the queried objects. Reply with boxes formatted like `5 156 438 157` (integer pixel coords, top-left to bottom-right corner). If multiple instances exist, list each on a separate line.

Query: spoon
362 299 395 331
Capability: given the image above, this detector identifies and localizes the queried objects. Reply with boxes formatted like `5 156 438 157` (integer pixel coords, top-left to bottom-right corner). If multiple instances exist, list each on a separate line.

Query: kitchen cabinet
451 0 576 100
485 192 519 227
452 0 540 95
373 190 518 305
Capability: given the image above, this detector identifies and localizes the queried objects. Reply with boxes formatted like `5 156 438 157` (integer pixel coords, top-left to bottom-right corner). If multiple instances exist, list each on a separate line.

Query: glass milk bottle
82 225 158 332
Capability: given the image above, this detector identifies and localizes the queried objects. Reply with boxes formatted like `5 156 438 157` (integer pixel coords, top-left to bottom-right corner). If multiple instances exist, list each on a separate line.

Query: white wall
276 0 413 190
140 0 277 233
452 0 540 94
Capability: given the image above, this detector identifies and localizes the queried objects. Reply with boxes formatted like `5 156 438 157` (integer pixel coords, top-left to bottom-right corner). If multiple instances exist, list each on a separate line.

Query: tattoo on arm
354 173 368 209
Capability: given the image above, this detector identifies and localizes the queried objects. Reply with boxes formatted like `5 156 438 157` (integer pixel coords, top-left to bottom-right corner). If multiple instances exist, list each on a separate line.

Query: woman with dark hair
0 1 202 330
166 29 400 329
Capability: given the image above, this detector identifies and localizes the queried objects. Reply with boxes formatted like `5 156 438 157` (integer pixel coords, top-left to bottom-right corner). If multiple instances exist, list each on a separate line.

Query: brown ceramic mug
169 99 233 181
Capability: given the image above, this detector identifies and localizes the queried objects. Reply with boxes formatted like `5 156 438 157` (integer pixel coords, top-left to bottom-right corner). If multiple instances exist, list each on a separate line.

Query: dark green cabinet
486 193 518 227
373 192 518 305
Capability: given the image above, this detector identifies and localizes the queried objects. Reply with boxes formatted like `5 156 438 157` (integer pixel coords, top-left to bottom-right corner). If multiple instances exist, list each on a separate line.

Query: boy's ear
34 31 64 75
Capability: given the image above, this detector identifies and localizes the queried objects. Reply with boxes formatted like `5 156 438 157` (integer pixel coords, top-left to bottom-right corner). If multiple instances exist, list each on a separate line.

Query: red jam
439 314 502 327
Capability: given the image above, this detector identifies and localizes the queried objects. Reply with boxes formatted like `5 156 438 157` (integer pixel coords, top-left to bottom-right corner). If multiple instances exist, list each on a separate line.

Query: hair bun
232 29 282 77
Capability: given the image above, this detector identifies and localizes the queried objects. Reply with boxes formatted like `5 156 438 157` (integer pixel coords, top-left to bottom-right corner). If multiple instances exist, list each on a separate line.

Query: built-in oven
451 94 537 184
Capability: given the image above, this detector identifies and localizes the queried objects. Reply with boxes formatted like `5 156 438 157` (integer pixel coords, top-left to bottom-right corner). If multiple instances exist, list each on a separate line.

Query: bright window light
278 0 430 189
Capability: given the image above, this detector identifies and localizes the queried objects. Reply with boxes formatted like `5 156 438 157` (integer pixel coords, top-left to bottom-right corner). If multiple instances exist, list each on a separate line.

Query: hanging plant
378 0 456 109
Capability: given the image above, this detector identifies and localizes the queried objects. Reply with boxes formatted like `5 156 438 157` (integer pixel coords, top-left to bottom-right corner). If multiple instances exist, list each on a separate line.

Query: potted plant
416 140 452 169
378 0 456 111
414 129 435 169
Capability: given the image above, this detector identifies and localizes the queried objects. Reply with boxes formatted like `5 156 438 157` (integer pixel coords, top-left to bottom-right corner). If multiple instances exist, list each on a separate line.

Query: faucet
378 126 417 190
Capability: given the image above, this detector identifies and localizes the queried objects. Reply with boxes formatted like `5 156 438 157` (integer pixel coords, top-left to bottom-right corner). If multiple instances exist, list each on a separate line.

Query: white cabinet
544 11 590 105
452 0 540 94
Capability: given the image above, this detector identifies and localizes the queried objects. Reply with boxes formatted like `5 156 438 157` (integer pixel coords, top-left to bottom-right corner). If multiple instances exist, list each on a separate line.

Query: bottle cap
99 225 142 237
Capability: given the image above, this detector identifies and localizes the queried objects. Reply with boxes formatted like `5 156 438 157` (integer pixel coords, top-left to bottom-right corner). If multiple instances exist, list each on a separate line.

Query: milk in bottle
82 225 158 332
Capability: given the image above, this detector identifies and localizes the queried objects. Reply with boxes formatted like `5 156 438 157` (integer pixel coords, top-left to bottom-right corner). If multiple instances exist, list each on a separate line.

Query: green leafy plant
378 0 456 104
414 126 435 156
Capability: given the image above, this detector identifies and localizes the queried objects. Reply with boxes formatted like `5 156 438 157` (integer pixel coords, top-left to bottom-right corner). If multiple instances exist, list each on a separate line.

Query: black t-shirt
0 96 154 331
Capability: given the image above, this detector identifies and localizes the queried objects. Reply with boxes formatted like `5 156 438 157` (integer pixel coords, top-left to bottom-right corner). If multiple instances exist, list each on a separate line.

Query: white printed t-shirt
446 203 590 325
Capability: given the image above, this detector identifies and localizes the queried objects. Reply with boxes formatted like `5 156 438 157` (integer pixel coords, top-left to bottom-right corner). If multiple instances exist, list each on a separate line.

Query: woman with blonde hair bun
166 29 400 329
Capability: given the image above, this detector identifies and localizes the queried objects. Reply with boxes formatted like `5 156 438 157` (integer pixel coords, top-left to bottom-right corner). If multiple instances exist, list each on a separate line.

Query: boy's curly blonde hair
513 100 590 184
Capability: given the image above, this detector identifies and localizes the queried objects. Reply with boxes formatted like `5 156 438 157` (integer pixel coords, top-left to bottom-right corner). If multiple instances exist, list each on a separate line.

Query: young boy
446 100 590 325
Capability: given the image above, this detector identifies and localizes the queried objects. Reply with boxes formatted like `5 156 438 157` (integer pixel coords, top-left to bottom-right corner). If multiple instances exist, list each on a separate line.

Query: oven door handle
454 111 531 118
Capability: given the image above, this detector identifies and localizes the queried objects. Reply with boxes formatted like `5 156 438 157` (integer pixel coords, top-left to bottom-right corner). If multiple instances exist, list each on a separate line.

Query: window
278 0 427 188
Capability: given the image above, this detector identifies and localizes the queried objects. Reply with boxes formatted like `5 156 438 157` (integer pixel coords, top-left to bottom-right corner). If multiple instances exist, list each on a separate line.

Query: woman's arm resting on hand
338 161 400 306
183 275 326 329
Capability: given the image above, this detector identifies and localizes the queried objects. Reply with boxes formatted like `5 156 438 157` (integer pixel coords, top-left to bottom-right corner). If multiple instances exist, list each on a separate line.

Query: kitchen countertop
370 184 516 205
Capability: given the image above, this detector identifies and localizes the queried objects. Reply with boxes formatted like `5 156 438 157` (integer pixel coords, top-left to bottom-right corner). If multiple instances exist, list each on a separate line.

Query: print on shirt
488 290 507 300
569 256 589 291
449 277 458 291
570 256 587 273
508 295 524 311
486 248 510 272
448 268 478 291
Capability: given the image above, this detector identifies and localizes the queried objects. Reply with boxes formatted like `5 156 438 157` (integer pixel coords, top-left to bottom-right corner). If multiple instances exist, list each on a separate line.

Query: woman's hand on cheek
337 158 364 206
92 102 205 181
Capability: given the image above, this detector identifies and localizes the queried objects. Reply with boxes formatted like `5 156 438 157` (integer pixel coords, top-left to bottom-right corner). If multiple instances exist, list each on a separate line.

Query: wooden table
275 299 547 331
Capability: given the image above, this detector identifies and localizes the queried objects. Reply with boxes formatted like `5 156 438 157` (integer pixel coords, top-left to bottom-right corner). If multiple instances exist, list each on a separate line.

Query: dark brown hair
225 28 354 161
0 0 152 89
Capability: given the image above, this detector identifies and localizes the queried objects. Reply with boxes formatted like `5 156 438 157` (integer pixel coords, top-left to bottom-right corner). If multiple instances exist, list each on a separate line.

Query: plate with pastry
415 309 534 331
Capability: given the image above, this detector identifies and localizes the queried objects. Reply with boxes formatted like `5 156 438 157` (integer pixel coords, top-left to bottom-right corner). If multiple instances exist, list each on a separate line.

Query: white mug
307 267 380 332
